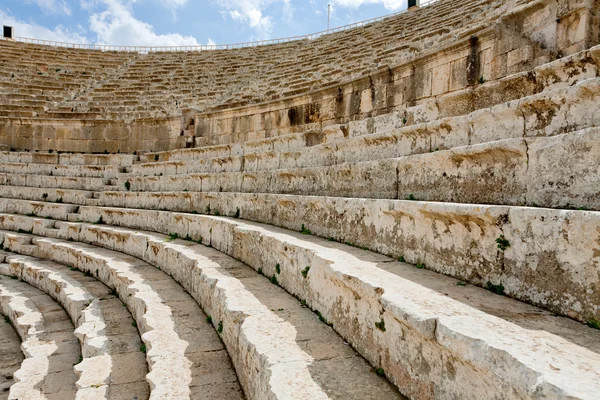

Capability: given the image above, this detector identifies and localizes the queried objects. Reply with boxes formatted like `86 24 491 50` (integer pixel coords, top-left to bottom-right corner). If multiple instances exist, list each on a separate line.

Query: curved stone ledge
0 192 598 322
0 232 194 399
2 209 599 399
0 214 403 399
0 275 79 399
3 253 113 398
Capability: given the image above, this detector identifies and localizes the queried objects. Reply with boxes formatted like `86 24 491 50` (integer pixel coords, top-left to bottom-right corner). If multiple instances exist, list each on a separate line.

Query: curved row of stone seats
0 231 245 399
0 203 598 399
3 186 600 323
0 174 109 191
0 213 405 399
0 39 136 119
0 164 120 179
0 251 150 399
0 187 93 205
0 273 79 399
144 45 600 164
4 66 594 199
0 305 23 399
109 81 600 211
53 0 530 119
0 152 136 167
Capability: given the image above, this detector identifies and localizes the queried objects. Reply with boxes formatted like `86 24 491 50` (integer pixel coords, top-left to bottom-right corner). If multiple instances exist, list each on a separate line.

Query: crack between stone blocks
519 106 530 205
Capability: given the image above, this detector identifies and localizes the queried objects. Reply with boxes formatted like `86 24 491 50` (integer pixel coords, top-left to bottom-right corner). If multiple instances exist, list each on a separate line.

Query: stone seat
0 273 80 399
1 251 150 399
0 230 245 399
0 173 109 191
0 297 23 399
0 203 599 399
114 118 599 209
0 163 120 178
146 45 598 164
0 212 409 399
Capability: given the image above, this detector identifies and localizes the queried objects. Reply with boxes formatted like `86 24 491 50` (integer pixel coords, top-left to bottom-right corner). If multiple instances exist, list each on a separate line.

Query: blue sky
0 0 411 46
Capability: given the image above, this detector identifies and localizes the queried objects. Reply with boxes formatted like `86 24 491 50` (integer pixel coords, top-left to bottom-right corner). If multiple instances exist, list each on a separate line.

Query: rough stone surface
0 275 80 400
3 253 150 399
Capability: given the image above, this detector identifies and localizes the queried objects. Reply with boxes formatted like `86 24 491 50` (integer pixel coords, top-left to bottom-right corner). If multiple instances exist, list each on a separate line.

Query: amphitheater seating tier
0 0 533 122
1 0 600 398
0 272 80 399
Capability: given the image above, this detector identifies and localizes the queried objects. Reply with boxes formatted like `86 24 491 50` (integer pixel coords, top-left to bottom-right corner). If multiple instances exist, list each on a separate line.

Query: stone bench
0 274 79 399
117 127 600 209
0 212 403 399
2 251 149 399
2 204 597 399
0 163 120 179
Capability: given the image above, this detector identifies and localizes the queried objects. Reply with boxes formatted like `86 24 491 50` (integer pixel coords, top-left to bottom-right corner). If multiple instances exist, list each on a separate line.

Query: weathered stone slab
54 206 600 400
0 275 79 400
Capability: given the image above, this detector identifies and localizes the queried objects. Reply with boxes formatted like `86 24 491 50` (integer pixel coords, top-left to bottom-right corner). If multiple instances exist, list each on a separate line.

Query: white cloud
0 9 88 42
25 0 72 15
331 0 407 11
214 0 276 39
206 38 216 46
88 0 199 46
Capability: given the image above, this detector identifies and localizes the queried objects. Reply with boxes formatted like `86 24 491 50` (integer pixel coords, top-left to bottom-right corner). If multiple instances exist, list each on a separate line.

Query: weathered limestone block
0 276 79 400
397 138 529 204
468 100 524 145
526 127 600 209
67 206 600 400
534 50 598 91
521 78 600 137
62 194 600 323
0 186 92 204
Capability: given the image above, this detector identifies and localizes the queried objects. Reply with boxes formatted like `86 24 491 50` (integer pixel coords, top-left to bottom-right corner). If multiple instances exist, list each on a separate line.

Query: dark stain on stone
467 35 480 86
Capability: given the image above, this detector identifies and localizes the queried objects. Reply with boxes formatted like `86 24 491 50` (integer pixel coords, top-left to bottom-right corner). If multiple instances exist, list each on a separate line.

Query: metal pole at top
327 4 331 31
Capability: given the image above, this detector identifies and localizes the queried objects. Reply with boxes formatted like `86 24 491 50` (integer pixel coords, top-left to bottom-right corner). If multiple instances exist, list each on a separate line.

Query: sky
0 0 412 47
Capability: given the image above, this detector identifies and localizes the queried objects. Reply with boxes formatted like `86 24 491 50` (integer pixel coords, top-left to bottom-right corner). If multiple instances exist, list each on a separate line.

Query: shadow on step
305 236 600 354
194 246 407 400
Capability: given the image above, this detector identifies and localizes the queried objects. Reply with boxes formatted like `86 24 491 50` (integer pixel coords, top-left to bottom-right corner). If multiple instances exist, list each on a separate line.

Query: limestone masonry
0 0 599 399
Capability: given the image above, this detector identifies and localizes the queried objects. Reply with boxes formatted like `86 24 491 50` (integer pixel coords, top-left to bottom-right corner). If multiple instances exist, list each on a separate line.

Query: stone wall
191 0 598 147
0 117 183 153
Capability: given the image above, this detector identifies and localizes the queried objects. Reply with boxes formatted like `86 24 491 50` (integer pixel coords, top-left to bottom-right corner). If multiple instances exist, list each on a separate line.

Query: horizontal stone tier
0 192 598 323
0 206 598 399
0 273 80 399
0 152 136 167
0 230 244 399
1 252 150 399
111 130 600 211
0 217 402 399
134 75 600 175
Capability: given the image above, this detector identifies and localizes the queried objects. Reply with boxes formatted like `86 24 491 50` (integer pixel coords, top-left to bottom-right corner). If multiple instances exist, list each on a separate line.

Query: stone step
1 252 150 399
0 163 119 179
0 213 405 399
0 274 80 399
76 207 600 400
0 173 108 191
0 186 93 204
0 152 136 167
114 127 600 209
1 207 599 398
0 230 244 399
1 190 599 322
140 46 599 164
0 303 24 399
133 76 600 182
